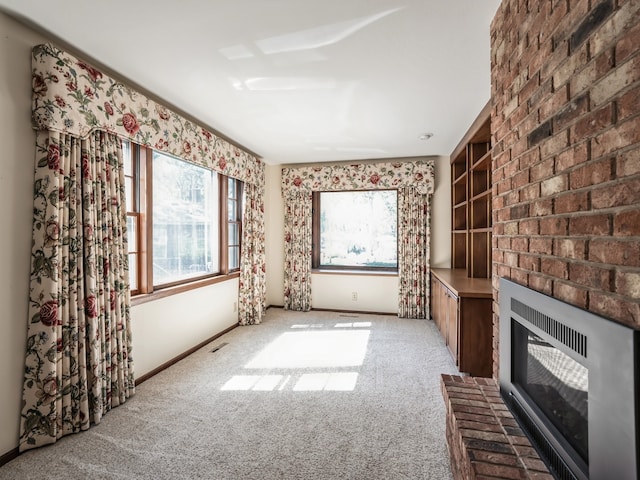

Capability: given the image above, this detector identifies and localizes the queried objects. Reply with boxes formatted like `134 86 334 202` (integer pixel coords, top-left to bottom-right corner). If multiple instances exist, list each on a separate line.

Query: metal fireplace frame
499 278 639 480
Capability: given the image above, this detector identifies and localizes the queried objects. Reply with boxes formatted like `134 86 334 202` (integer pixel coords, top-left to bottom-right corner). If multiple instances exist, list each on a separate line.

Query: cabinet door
458 297 492 377
446 291 459 363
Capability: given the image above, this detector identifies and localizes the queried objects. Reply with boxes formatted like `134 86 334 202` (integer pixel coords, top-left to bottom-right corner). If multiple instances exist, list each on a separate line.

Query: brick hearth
441 375 552 479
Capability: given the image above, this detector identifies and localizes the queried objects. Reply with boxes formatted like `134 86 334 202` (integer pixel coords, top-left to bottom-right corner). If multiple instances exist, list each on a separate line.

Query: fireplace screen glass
513 322 589 463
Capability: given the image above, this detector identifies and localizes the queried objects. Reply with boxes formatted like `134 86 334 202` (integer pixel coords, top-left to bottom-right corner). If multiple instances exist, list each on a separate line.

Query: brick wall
491 0 640 376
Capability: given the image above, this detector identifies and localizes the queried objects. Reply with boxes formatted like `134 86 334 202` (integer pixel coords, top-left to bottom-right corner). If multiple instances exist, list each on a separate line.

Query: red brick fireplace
444 0 640 478
491 0 640 375
493 0 640 472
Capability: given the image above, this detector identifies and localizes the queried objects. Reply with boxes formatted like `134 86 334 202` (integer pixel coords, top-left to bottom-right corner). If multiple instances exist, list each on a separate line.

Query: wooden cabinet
430 101 493 377
445 290 458 361
450 101 492 278
431 268 492 377
430 275 458 361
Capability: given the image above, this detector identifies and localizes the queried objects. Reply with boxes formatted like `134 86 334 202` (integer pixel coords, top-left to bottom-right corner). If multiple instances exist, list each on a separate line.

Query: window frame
221 176 243 273
124 142 151 296
123 141 242 305
311 189 399 274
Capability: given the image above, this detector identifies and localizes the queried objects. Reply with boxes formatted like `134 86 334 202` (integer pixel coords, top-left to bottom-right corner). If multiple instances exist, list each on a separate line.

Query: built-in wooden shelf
431 101 494 378
449 101 492 278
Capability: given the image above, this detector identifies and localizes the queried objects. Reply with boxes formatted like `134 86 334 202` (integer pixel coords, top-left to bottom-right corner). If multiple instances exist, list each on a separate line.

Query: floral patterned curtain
22 42 268 452
398 186 431 319
283 191 313 311
239 182 267 325
281 160 434 317
31 42 267 327
21 131 134 451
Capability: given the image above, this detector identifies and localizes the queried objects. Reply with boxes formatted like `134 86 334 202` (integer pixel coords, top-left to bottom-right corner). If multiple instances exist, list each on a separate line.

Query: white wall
264 164 285 307
264 156 452 312
0 13 241 456
311 274 399 313
431 155 452 268
131 279 239 377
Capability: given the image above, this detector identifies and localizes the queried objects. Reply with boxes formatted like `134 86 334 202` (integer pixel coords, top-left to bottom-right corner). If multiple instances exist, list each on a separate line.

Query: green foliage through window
319 190 397 270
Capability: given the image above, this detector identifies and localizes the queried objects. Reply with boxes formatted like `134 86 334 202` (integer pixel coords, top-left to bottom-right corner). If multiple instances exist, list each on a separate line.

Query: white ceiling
0 0 501 164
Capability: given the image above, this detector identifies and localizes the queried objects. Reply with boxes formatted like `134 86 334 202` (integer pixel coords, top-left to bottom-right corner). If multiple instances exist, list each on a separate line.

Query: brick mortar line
493 252 640 265
493 175 640 190
493 176 640 193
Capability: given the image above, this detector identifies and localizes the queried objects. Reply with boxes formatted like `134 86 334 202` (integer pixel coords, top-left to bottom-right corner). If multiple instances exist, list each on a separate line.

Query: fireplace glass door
513 321 589 464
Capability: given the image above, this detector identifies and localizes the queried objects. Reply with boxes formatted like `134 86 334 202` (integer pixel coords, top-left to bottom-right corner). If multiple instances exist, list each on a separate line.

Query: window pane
228 223 238 245
228 199 236 220
320 190 397 269
152 152 219 285
122 141 132 176
228 177 236 197
128 253 138 291
127 215 137 253
229 246 240 270
125 177 134 212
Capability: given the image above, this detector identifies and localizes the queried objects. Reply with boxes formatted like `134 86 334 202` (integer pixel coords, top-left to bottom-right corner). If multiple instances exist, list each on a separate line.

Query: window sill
311 269 398 277
131 271 240 306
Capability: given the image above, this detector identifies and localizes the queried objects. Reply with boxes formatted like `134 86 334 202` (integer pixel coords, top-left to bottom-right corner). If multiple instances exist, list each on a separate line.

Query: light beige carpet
1 309 459 479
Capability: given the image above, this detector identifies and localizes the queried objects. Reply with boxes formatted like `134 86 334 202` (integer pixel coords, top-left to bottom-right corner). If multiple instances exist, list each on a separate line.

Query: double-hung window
312 190 398 272
123 140 243 297
124 141 144 295
224 177 243 272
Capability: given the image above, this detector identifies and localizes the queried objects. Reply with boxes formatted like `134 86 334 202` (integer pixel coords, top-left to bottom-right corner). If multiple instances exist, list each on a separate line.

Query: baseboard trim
311 307 397 316
0 447 19 468
268 305 396 317
135 323 238 386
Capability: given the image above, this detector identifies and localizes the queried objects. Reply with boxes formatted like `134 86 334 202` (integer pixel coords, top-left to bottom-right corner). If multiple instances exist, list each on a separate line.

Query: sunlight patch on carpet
293 372 359 391
244 330 370 369
334 322 371 328
221 374 286 391
220 372 359 392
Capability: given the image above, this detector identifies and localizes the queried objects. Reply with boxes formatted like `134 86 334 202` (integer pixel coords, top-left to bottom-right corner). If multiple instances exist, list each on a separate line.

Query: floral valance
31 43 263 186
281 159 435 196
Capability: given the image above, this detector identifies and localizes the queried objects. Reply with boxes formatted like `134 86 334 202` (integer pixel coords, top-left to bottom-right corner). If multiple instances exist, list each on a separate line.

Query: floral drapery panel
281 160 435 317
21 131 134 451
31 43 266 326
283 191 313 311
398 186 431 319
239 182 267 325
22 42 268 450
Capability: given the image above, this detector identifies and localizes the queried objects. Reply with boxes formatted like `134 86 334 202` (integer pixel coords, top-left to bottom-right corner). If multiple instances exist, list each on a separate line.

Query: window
152 151 220 286
312 190 398 271
123 141 138 292
123 141 242 297
124 141 147 295
224 177 243 272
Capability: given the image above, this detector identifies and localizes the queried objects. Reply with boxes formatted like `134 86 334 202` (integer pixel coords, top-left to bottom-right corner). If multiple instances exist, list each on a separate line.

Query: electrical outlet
351 292 358 301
